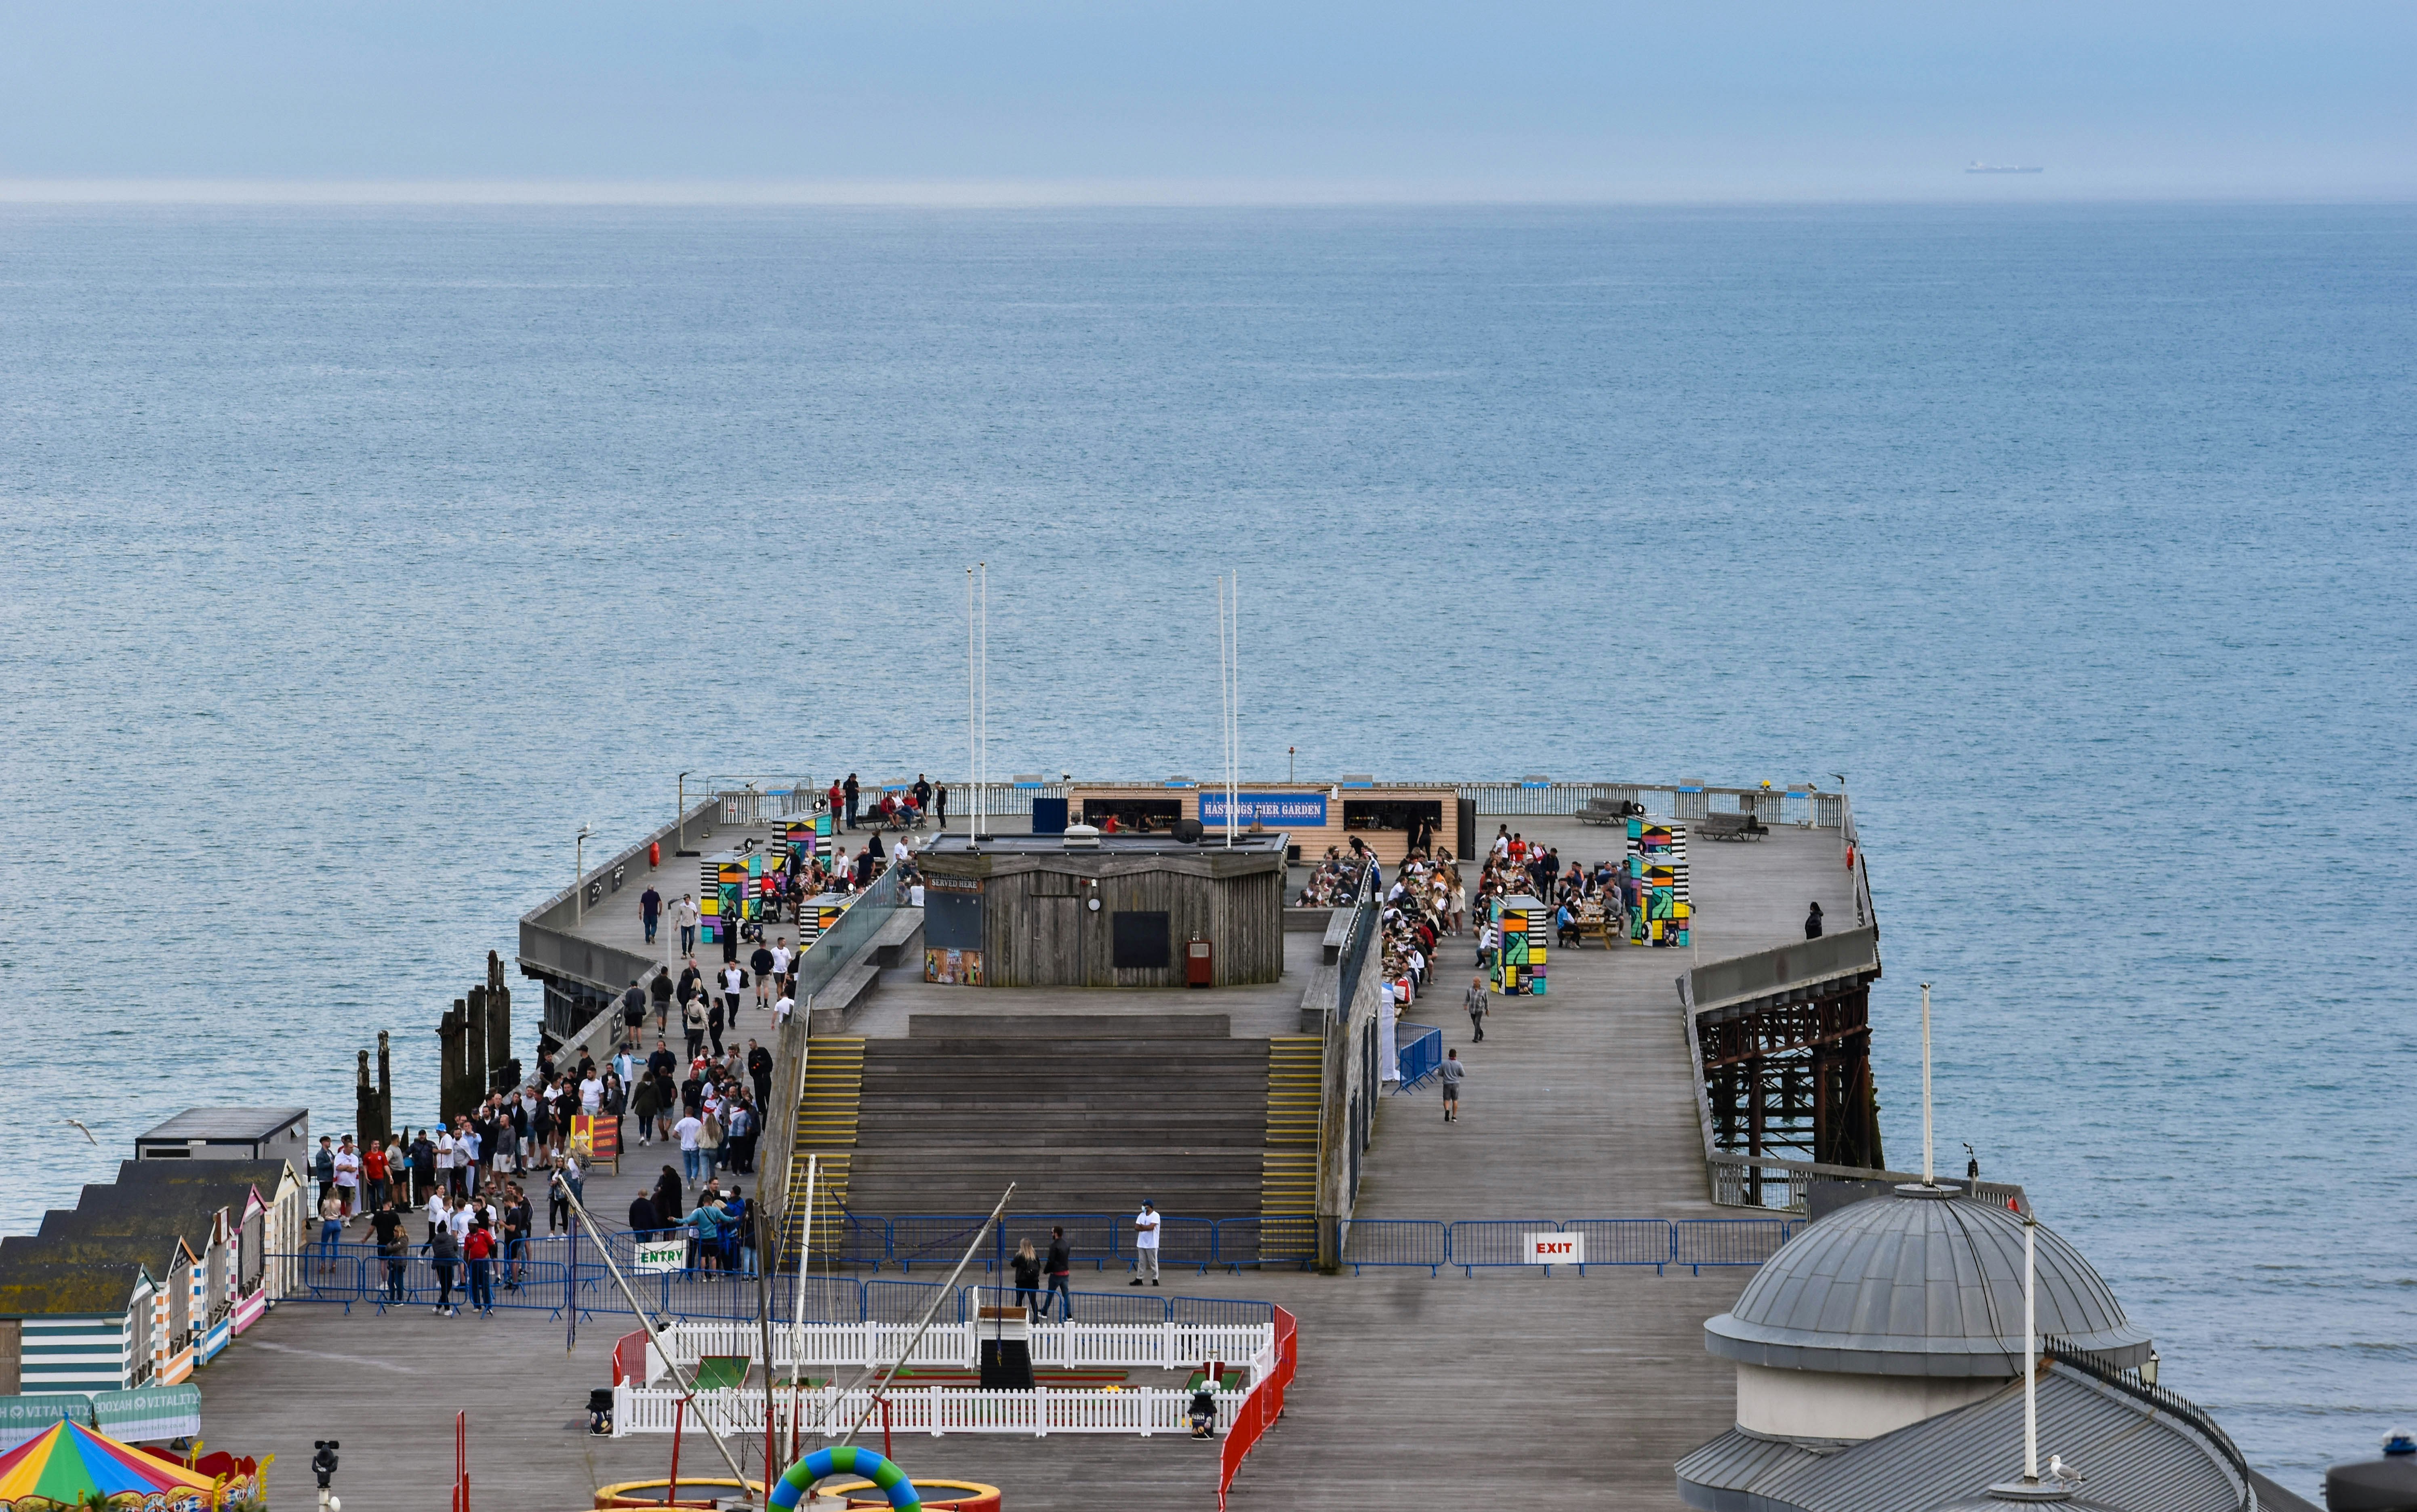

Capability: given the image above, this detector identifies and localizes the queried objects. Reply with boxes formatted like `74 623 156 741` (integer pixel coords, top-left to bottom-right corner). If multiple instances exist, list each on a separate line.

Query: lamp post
676 771 694 856
574 823 593 924
1289 746 1296 782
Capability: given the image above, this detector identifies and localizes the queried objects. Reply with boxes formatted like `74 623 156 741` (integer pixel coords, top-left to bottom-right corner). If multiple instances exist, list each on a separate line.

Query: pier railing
2042 1335 2254 1512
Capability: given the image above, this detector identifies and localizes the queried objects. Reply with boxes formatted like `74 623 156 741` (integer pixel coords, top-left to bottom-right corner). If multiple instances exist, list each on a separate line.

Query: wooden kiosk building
917 831 1288 988
1066 780 1470 868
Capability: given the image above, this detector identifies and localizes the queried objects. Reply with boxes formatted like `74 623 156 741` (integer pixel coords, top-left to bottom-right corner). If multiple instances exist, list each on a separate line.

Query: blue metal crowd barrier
1394 1025 1444 1091
1561 1219 1676 1275
1446 1220 1564 1276
1671 1218 1790 1274
865 1278 961 1327
766 1210 1804 1280
1340 1219 1449 1276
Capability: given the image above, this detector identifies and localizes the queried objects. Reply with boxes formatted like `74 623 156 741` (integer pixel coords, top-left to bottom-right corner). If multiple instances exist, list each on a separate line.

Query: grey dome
1706 1190 2151 1377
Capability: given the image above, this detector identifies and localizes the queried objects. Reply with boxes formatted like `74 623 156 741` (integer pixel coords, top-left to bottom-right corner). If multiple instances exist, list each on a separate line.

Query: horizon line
3 177 2413 209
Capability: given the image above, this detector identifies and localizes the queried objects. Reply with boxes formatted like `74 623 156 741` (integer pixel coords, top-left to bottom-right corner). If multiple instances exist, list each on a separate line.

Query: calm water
2 204 2411 1492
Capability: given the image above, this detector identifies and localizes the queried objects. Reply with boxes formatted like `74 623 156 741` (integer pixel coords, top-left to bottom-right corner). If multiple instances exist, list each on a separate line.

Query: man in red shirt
362 1141 389 1212
464 1220 497 1314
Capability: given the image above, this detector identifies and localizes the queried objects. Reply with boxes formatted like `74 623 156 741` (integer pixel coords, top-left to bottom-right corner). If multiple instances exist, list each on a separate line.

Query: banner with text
1198 792 1327 827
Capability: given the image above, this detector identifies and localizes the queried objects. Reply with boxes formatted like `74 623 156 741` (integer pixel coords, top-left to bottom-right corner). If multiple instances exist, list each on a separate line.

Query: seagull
2048 1454 2083 1483
63 1118 96 1146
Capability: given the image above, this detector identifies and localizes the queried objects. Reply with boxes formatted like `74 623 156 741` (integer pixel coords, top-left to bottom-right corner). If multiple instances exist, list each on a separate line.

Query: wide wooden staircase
1260 1035 1323 1262
780 1036 865 1260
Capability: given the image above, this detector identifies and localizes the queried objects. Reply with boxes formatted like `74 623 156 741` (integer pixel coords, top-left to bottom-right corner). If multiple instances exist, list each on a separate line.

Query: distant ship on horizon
1964 161 2045 174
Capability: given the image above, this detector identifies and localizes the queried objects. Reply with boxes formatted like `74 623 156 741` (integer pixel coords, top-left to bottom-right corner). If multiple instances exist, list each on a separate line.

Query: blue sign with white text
1198 792 1327 826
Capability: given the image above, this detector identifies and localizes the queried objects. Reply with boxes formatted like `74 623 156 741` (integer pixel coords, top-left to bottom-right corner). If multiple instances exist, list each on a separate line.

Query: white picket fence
612 1382 1248 1438
645 1320 1274 1379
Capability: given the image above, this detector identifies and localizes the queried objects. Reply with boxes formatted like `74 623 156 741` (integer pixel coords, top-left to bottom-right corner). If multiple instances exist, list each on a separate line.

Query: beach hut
0 1260 160 1396
30 1184 240 1367
110 1160 302 1316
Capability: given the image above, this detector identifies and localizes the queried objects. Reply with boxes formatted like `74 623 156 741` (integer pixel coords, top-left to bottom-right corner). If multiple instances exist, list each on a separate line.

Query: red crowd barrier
612 1328 648 1386
1217 1305 1297 1510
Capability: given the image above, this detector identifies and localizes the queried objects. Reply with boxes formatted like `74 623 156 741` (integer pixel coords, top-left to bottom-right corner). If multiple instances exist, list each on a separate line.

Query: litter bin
1186 937 1213 988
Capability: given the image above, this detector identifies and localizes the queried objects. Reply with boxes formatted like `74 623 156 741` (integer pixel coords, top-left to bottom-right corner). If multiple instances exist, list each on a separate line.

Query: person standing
1464 975 1488 1042
464 1220 496 1314
1439 1048 1466 1122
683 996 708 1061
640 883 663 944
371 1200 408 1303
932 782 948 831
1804 900 1824 939
1130 1201 1161 1287
425 1218 460 1317
841 773 860 830
1044 1226 1073 1321
408 1128 436 1207
311 1136 337 1209
707 995 727 1058
316 1187 345 1275
362 1136 389 1212
675 894 700 955
332 1136 362 1217
673 1109 705 1182
631 1070 662 1146
747 1040 773 1110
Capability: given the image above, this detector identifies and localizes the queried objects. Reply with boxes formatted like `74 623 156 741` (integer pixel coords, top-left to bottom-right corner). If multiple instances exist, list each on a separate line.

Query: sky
1 1 2412 202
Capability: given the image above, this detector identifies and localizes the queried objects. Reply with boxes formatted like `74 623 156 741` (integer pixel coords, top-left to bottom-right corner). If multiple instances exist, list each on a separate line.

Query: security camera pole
311 1440 340 1512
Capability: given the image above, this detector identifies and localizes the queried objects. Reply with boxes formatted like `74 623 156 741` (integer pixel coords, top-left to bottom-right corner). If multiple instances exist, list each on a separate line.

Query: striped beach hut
0 1262 158 1396
32 1185 240 1367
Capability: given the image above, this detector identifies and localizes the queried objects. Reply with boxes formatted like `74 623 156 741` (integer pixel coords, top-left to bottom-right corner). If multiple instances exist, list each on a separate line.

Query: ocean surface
1 203 2411 1493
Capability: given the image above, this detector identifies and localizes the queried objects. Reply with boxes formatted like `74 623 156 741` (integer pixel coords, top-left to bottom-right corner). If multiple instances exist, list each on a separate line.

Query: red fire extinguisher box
1185 937 1213 988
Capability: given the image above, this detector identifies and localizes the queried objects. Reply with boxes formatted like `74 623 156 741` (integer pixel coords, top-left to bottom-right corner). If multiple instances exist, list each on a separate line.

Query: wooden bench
1578 798 1643 827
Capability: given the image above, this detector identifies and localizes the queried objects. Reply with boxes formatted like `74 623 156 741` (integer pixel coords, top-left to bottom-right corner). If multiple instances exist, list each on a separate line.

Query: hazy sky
3 1 2411 200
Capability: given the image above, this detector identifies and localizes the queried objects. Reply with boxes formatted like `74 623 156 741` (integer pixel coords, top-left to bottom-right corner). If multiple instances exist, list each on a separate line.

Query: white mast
2024 1205 2039 1483
957 568 967 840
1920 981 1935 1186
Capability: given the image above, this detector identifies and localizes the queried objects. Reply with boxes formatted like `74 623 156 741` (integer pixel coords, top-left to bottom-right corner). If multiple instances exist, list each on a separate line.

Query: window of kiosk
1343 800 1443 834
1079 799 1183 834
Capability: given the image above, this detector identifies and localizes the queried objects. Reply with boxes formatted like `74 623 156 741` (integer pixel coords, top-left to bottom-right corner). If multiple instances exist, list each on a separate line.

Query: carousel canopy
0 1420 219 1508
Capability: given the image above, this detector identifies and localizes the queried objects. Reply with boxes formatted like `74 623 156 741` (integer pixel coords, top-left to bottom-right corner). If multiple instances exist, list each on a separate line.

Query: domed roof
1705 1189 2151 1377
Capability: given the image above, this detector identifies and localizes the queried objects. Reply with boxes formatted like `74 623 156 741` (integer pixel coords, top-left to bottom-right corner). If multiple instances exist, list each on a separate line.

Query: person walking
1044 1226 1073 1321
1130 1200 1161 1287
641 883 663 945
631 1069 662 1146
621 980 646 1049
749 941 775 1011
707 995 727 1058
1464 975 1489 1042
1011 1239 1042 1315
1439 1047 1466 1122
675 894 700 956
425 1219 460 1316
683 995 707 1061
651 966 675 1034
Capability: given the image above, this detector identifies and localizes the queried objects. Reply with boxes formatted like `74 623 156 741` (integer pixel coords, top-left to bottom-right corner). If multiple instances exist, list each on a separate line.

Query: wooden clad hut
0 1260 159 1396
112 1160 303 1310
919 831 1287 988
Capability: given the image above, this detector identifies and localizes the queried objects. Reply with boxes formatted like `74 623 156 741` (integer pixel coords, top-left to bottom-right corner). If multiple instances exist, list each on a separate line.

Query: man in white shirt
1130 1200 1161 1288
673 1112 705 1182
433 1127 456 1197
580 1073 605 1116
332 1138 362 1218
769 939 792 982
774 992 795 1026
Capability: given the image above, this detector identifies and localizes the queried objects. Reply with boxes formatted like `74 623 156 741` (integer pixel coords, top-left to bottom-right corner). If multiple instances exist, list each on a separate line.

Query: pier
194 786 1870 1509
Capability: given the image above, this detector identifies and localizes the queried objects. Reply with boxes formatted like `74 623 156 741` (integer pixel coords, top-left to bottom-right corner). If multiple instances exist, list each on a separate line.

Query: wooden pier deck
194 820 1856 1510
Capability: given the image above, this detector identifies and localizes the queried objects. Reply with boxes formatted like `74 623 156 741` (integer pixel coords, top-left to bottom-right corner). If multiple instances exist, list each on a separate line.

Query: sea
0 203 2410 1495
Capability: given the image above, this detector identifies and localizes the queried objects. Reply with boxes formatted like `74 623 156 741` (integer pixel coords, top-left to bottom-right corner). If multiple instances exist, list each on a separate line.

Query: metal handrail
2042 1334 2255 1511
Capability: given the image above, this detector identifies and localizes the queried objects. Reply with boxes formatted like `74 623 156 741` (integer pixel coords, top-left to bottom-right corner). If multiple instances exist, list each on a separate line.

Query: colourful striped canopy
0 1421 220 1507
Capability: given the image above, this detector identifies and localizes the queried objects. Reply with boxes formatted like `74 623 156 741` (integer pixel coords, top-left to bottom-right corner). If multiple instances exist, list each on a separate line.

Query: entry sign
634 1240 689 1274
1527 1232 1584 1266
